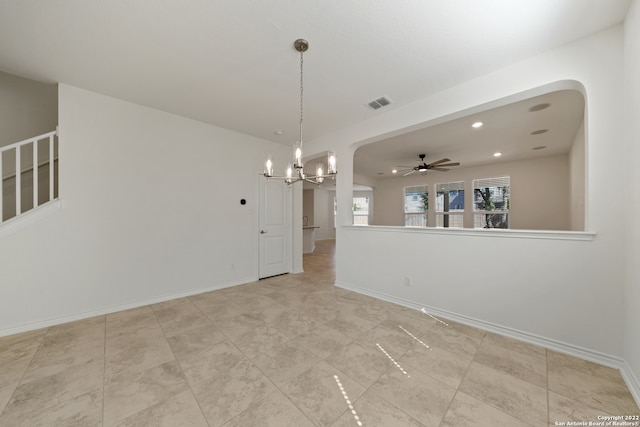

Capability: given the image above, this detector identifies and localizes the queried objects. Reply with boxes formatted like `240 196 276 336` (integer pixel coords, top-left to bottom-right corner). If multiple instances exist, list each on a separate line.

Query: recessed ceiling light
493 152 502 157
392 169 398 174
529 103 551 112
472 121 483 128
532 145 547 150
377 172 384 175
531 129 548 135
274 129 284 135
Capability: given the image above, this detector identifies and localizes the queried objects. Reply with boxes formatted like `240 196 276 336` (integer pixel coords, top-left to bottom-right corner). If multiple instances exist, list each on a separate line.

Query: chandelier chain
299 46 304 144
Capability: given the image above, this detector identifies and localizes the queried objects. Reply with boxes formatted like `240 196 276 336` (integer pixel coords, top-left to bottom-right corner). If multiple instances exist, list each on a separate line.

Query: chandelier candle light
264 39 337 185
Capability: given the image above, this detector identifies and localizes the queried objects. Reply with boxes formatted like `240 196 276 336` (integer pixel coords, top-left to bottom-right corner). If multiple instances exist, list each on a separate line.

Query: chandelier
264 39 337 185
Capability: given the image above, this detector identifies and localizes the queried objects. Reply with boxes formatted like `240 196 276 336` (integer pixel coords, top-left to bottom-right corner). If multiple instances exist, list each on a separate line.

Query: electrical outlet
404 276 412 287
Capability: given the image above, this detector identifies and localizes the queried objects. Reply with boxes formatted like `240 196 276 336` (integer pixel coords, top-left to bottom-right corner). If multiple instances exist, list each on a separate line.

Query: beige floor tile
21 331 105 384
325 340 392 388
355 323 419 359
1 386 102 426
336 299 389 323
324 310 379 339
548 391 615 427
113 389 208 427
548 350 627 385
291 323 354 359
459 362 547 426
191 358 277 427
106 307 159 337
216 313 290 359
441 391 533 427
548 356 639 414
105 333 175 379
0 359 103 426
153 300 215 337
103 360 189 426
173 338 246 386
369 363 457 426
223 389 315 427
335 290 388 309
0 386 14 416
0 329 47 412
436 318 486 342
259 306 322 339
419 323 482 358
400 343 472 389
165 323 227 356
196 297 249 323
252 341 322 387
381 310 437 336
188 289 233 306
483 332 546 359
330 389 422 427
298 298 339 323
281 360 365 427
223 292 280 312
151 297 191 311
474 338 547 387
32 317 104 360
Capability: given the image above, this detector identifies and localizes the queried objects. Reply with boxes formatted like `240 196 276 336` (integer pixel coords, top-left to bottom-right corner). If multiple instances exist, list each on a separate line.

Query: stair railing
1 129 58 224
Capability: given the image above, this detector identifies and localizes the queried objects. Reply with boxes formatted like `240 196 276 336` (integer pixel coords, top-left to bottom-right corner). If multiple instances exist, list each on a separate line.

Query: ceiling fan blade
432 162 460 167
426 158 451 167
402 169 417 177
430 167 450 172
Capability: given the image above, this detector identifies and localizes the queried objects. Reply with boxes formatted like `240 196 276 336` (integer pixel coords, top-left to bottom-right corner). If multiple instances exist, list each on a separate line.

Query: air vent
367 96 393 110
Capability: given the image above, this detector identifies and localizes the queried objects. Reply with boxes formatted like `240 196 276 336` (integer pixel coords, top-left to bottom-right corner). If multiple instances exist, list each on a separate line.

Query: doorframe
256 175 303 278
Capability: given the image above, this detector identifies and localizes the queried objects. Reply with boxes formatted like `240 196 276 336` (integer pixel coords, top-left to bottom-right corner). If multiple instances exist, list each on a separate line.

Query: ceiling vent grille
367 96 393 110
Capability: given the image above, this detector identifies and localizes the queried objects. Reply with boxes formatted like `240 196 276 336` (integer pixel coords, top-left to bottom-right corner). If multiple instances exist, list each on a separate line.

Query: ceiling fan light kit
264 39 337 185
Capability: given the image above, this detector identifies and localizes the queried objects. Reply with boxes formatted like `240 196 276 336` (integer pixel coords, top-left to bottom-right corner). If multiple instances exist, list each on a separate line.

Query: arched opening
352 87 586 232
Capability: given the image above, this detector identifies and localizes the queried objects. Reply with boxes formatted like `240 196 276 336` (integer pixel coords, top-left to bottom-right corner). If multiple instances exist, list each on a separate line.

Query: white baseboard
0 199 62 239
335 280 640 408
0 275 257 338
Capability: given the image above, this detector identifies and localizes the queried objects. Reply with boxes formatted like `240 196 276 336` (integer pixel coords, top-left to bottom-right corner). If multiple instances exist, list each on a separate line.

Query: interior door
259 175 292 279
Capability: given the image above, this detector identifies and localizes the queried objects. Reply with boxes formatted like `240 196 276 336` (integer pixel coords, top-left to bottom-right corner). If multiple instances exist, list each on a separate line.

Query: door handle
260 230 268 234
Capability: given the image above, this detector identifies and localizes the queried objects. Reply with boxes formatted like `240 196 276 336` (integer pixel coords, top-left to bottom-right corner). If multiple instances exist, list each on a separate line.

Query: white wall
0 84 291 334
308 27 627 363
371 154 570 230
569 121 586 231
313 188 335 240
0 71 57 148
624 0 640 400
303 189 314 226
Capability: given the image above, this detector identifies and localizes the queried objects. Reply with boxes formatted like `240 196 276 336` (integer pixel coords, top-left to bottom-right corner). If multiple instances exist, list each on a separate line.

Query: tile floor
0 240 638 426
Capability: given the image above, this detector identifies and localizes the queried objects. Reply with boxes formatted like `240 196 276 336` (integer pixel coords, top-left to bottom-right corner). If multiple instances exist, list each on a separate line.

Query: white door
259 176 292 279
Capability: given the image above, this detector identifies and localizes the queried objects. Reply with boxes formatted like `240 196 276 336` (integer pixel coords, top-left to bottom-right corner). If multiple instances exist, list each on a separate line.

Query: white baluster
16 146 21 215
0 150 3 223
49 135 54 201
33 140 38 208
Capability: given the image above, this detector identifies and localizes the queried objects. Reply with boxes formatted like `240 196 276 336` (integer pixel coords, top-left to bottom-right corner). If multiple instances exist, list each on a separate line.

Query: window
404 185 428 227
473 176 510 228
435 181 464 228
352 196 369 225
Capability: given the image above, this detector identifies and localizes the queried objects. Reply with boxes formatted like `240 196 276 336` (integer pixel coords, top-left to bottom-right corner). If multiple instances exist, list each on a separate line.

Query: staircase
1 129 58 226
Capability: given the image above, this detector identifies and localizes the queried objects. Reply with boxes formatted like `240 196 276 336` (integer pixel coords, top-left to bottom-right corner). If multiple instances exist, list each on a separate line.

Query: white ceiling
0 0 629 148
354 89 585 178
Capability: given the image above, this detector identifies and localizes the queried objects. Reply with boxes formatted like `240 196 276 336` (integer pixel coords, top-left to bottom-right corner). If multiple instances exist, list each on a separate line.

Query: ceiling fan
397 154 460 176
